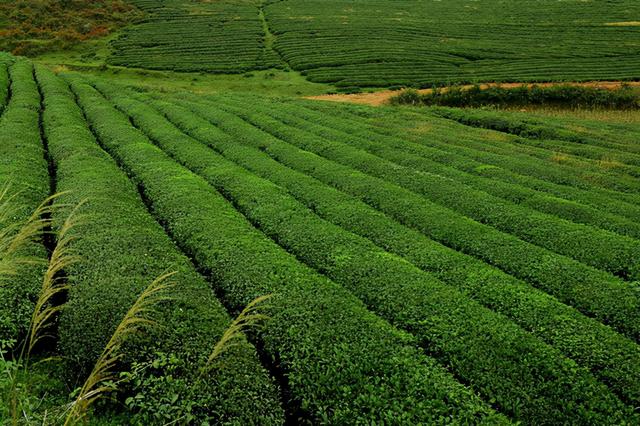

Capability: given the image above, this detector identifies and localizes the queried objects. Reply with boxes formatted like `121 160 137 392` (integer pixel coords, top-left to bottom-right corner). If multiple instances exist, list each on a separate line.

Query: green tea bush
303 100 640 219
207 97 640 341
101 87 637 424
0 60 49 344
271 101 640 239
66 77 505 424
36 67 284 424
152 95 640 406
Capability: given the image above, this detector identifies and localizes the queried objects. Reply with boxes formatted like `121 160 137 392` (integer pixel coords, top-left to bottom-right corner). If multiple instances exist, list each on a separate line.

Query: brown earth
306 81 640 107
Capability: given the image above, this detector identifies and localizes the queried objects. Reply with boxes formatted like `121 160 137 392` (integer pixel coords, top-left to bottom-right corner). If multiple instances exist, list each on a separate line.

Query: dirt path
306 81 640 107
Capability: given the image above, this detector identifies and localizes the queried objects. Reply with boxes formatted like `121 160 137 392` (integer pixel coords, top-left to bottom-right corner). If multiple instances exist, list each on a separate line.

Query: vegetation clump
391 85 640 109
0 0 142 56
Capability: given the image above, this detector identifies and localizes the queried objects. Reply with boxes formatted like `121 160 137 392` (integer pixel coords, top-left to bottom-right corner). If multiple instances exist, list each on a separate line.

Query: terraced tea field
108 0 281 72
102 0 640 88
266 0 640 87
104 0 640 87
1 52 639 424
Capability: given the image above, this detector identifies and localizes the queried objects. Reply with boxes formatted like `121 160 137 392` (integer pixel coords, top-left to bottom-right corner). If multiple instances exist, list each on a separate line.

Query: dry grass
24 201 84 359
64 272 176 425
598 158 625 170
550 152 571 164
0 185 56 281
604 21 640 26
201 294 272 377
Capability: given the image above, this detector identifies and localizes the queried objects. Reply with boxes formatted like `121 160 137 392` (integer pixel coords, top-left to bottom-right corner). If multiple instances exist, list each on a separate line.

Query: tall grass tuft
23 201 83 359
0 184 58 282
64 272 176 425
201 294 272 377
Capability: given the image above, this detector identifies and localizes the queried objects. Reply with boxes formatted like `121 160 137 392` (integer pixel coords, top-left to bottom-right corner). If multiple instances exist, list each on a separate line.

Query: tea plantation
1 50 639 423
106 0 640 86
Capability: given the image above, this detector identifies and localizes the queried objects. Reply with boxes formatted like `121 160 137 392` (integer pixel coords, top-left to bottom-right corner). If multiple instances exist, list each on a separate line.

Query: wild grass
0 184 56 282
1 184 275 423
201 294 272 377
0 187 77 426
64 271 176 425
23 201 84 360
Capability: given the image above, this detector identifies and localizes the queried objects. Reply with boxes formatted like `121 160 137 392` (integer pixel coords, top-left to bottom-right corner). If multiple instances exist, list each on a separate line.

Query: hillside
102 0 640 87
1 52 640 423
265 0 640 87
1 0 640 424
0 0 142 56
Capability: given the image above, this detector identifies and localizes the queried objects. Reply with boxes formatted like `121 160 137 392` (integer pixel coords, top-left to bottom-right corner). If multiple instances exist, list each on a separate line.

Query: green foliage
200 94 640 342
391 85 640 109
244 100 640 280
2 54 640 423
35 66 284 424
108 0 281 73
100 85 635 424
148 93 640 407
0 60 50 345
266 0 640 87
66 75 505 424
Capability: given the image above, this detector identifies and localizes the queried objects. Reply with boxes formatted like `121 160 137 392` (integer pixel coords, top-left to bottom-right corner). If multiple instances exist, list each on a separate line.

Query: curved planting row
293 98 640 190
0 60 50 343
404 114 640 199
225 97 640 241
143 95 640 407
65 77 505 425
303 101 640 221
423 108 640 194
264 100 640 239
217 96 640 281
95 85 638 423
35 67 284 424
427 106 640 161
185 96 640 342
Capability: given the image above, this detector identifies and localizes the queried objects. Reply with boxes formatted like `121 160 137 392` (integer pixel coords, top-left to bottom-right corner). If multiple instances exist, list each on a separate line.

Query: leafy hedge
99 86 638 424
0 60 50 344
66 77 505 424
201 96 640 342
35 67 284 424
149 95 640 407
391 85 640 109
